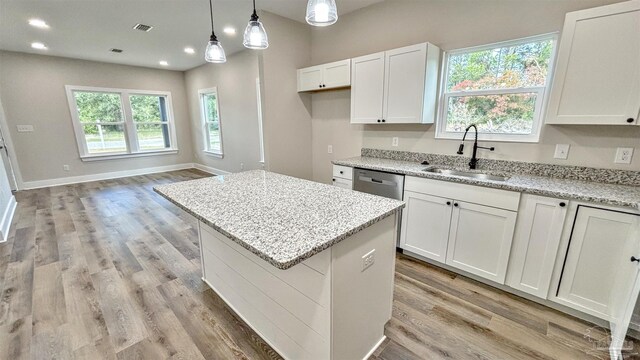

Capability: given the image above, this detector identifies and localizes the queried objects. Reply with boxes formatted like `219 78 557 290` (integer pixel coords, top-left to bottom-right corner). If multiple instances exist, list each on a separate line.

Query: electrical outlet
16 125 34 132
392 137 399 147
554 144 570 160
362 249 375 271
615 147 634 164
240 163 244 170
63 165 70 171
327 145 333 154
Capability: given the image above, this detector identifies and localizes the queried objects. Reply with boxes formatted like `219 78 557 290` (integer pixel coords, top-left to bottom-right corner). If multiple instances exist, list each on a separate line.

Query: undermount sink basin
422 167 510 182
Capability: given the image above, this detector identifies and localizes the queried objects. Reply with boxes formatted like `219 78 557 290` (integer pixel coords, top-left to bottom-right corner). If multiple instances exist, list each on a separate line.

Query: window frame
65 85 178 161
198 87 224 158
436 33 558 143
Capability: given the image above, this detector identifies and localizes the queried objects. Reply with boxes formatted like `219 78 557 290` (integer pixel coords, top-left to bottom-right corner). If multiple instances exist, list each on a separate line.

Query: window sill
81 149 179 162
435 132 541 143
204 150 224 159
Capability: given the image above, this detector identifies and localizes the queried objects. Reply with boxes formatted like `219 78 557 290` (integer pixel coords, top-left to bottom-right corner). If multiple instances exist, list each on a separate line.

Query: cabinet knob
559 202 566 207
631 256 640 263
319 84 322 88
382 119 386 123
446 201 451 206
339 171 344 174
627 118 635 124
377 119 381 123
453 203 459 207
332 178 335 182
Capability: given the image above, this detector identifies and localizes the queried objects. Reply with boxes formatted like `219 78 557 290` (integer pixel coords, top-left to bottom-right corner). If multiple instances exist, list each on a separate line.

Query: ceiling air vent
132 23 153 32
110 48 123 53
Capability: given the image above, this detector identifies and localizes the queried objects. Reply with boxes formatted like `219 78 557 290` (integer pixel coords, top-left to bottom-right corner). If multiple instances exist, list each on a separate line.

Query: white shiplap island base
154 171 405 359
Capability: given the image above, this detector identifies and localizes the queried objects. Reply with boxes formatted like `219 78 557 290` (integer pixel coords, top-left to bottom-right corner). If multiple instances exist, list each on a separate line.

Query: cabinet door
546 1 640 125
556 206 640 319
400 191 452 263
506 195 568 298
332 177 352 190
350 52 385 124
322 59 350 89
297 66 323 92
446 201 517 284
383 43 427 124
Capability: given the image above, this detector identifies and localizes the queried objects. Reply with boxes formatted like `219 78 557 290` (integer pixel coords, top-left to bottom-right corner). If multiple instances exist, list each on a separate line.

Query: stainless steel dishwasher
353 168 405 247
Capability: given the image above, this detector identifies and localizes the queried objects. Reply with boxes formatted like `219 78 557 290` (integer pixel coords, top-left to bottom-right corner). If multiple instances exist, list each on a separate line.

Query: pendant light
306 0 338 27
205 0 226 63
242 0 269 49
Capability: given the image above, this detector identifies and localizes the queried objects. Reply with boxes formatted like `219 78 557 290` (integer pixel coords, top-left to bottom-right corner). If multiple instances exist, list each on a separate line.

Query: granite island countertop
154 170 405 269
333 156 640 210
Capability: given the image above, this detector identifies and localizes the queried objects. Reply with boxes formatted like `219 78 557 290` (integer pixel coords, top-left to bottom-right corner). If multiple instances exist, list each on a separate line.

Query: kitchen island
154 170 405 360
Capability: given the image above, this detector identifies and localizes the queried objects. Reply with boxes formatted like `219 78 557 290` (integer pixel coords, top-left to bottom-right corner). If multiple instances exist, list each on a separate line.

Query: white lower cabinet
332 177 352 189
331 165 353 189
506 195 568 298
553 206 640 320
446 201 517 284
400 191 452 263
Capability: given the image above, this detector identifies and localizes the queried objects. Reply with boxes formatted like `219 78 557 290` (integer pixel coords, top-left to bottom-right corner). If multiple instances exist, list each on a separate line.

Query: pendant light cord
208 0 215 33
251 0 259 20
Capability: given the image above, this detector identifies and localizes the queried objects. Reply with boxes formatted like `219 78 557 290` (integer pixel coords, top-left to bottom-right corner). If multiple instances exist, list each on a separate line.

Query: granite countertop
154 170 405 270
333 156 640 210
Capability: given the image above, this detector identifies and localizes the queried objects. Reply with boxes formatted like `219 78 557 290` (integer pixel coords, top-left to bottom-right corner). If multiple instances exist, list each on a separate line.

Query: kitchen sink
422 167 510 182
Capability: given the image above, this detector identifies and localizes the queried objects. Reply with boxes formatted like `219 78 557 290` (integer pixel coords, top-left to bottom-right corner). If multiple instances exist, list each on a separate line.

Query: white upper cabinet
297 59 351 92
350 52 386 124
546 1 640 125
506 195 568 299
351 43 440 124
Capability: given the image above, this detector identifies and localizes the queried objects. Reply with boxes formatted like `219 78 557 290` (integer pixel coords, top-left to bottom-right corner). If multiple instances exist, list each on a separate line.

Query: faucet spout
456 124 495 170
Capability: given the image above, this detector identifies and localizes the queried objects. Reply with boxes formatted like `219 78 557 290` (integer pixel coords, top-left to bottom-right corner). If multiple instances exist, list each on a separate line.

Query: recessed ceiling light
184 47 196 54
31 42 47 50
28 19 49 29
159 60 169 66
223 27 236 35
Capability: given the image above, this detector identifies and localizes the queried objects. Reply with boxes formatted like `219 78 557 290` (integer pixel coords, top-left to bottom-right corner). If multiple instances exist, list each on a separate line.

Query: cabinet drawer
332 165 353 180
332 177 352 190
405 176 520 211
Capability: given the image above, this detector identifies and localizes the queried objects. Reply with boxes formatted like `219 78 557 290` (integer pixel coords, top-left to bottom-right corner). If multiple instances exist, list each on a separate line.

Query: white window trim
198 87 224 158
435 33 558 143
65 85 179 160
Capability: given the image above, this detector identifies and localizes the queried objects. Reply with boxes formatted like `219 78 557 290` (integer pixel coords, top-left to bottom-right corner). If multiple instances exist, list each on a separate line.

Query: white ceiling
0 0 382 71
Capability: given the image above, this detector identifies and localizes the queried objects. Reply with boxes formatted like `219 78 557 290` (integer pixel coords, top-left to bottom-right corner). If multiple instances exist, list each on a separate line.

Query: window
199 88 223 156
437 34 557 142
66 86 177 160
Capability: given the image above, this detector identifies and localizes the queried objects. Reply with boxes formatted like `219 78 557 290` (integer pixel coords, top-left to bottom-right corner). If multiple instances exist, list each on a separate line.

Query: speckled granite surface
154 170 404 270
333 156 640 210
361 148 640 186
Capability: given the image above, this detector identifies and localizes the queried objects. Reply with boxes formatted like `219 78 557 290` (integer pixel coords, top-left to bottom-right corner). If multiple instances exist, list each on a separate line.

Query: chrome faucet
456 124 495 170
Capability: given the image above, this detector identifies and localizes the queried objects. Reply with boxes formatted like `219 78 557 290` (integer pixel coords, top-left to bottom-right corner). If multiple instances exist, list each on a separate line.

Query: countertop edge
154 186 404 270
333 159 640 211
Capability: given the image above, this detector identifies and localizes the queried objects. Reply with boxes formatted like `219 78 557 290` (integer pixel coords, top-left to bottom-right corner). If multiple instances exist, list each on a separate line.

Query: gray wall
0 50 194 184
184 50 263 173
308 0 639 183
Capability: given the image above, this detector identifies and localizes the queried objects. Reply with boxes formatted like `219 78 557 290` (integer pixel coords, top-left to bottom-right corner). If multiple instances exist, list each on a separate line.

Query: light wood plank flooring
0 169 635 359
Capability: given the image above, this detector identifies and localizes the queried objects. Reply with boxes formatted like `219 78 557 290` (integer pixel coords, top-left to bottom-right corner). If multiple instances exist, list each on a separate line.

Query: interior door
446 201 517 284
350 52 385 124
400 191 452 263
383 43 427 124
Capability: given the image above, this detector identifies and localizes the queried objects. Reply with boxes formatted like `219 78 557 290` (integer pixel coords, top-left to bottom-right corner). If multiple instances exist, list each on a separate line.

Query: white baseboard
0 196 16 242
193 163 231 176
21 163 195 190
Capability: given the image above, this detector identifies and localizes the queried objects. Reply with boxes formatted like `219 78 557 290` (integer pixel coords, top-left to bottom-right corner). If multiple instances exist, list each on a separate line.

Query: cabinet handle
627 118 635 124
446 201 451 206
559 202 566 207
453 203 459 207
631 256 640 263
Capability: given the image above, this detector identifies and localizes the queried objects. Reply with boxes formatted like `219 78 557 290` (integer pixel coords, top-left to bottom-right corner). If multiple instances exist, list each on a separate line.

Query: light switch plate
16 125 34 132
327 145 333 154
392 137 399 147
615 147 634 164
554 144 570 159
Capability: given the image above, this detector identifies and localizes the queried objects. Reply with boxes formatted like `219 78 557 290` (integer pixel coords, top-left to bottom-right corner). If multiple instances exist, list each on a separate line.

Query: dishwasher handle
358 176 397 187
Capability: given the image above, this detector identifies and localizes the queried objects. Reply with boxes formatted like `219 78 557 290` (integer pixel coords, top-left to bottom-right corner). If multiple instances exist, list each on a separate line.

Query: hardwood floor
0 169 634 359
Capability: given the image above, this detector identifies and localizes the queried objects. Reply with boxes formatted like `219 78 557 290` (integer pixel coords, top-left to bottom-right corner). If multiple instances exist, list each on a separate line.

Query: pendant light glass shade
205 35 226 63
243 0 268 50
306 0 338 27
205 0 226 63
243 19 268 49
